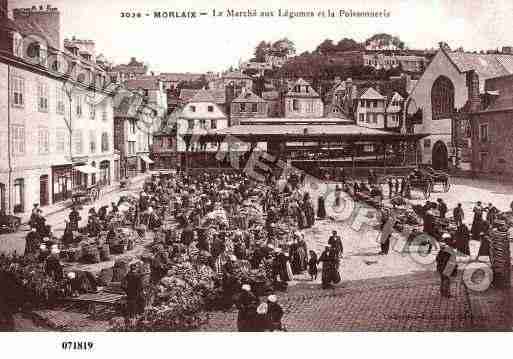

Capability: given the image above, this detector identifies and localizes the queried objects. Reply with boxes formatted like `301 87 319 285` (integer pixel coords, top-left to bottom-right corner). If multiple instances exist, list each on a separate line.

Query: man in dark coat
122 264 145 320
453 203 464 227
437 199 448 219
436 242 457 298
486 203 498 227
236 284 259 332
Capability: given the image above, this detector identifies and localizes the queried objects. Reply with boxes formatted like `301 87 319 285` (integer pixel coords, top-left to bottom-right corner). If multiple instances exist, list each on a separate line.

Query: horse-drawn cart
407 167 450 199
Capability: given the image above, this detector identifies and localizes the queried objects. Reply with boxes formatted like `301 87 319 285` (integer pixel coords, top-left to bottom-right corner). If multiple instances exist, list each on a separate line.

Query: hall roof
194 123 428 142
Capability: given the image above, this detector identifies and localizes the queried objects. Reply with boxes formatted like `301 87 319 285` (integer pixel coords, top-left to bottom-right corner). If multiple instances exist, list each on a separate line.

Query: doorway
432 140 449 170
39 175 49 206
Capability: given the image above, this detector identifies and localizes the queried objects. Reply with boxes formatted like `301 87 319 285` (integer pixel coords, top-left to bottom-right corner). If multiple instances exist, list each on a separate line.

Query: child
308 250 318 280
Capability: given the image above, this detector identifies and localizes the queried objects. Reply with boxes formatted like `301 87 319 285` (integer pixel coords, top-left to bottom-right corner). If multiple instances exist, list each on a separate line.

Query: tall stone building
284 78 324 118
0 3 115 215
469 75 513 176
230 88 268 125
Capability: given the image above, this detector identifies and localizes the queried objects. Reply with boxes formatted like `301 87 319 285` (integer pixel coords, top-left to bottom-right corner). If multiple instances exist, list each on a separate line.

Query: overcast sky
9 0 513 73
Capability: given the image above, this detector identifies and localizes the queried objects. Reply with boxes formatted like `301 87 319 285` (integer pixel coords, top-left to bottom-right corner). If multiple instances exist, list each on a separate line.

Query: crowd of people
14 165 513 327
18 168 353 330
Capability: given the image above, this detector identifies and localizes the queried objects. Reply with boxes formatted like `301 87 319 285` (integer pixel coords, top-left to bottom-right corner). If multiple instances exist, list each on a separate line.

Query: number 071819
61 341 94 350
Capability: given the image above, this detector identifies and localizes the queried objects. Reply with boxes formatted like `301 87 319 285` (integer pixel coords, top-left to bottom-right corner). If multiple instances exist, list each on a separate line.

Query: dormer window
12 33 23 57
26 41 47 67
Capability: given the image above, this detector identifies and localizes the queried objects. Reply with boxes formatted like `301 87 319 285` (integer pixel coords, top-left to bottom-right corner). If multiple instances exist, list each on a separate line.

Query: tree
272 38 296 57
365 33 405 50
254 41 271 62
336 38 364 52
315 39 337 55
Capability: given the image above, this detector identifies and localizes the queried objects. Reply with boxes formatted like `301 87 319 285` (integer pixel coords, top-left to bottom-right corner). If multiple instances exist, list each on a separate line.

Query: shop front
99 160 111 186
52 165 73 204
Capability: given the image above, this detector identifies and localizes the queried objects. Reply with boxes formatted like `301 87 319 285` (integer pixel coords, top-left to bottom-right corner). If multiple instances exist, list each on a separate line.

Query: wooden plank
64 292 125 305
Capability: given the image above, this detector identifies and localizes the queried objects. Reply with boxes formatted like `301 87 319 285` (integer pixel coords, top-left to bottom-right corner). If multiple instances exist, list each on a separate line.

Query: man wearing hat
266 294 284 331
436 239 457 298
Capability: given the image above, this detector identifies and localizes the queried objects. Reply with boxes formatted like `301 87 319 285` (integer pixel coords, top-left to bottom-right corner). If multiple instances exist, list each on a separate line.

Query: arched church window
431 76 455 120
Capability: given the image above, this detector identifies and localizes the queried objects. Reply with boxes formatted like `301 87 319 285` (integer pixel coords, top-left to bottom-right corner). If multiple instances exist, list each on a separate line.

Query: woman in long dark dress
296 205 306 229
317 195 326 219
303 197 315 228
289 242 301 274
477 221 491 258
454 223 471 256
471 202 484 241
319 246 339 289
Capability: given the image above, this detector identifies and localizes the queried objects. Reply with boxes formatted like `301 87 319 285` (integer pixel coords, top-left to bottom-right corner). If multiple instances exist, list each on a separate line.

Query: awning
139 154 154 164
74 164 99 174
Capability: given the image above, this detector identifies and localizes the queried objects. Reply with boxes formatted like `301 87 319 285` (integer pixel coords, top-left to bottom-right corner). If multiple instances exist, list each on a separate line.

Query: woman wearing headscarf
319 246 337 289
477 221 491 259
471 201 484 241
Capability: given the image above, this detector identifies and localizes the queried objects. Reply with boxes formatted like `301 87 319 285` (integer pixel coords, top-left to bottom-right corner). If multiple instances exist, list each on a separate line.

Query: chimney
13 5 61 49
0 0 7 18
466 70 481 112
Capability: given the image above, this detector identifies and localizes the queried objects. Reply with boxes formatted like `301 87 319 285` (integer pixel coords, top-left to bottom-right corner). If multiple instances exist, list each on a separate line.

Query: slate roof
232 89 267 103
189 89 216 103
11 16 58 49
211 124 411 137
286 78 320 98
446 51 513 91
179 89 226 104
125 78 160 90
358 87 385 100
